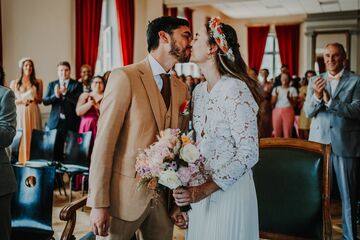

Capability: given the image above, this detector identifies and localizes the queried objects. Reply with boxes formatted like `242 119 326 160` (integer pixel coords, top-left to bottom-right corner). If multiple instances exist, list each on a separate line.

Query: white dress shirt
147 54 168 91
59 79 70 88
328 68 344 96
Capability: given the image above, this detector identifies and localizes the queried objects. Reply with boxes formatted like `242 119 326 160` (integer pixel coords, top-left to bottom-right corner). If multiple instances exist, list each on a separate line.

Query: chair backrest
29 129 58 161
63 131 92 166
11 165 55 235
10 129 23 164
253 138 331 240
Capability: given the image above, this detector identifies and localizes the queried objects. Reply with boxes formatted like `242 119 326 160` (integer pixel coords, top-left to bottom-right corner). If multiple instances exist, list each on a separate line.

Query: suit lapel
138 59 164 132
332 71 349 98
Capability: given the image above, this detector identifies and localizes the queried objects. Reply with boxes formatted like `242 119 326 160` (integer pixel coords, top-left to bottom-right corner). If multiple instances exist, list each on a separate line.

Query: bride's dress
187 76 259 240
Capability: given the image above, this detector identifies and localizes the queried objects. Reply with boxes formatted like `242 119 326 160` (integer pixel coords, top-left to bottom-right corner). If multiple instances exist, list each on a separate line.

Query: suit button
330 126 333 129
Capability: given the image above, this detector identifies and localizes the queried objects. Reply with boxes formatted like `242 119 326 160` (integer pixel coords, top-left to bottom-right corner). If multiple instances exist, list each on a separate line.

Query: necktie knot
160 73 170 81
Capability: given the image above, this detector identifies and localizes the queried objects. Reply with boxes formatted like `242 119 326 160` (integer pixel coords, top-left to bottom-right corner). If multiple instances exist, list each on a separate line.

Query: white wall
133 0 163 62
2 0 75 121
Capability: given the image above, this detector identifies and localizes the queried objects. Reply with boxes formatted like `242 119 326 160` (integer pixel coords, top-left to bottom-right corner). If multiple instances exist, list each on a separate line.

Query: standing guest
87 16 192 239
298 70 316 139
0 65 5 86
78 64 92 93
0 85 17 240
76 76 105 148
271 72 298 138
273 64 289 88
10 58 43 164
304 43 360 240
43 61 82 162
75 76 106 191
173 17 262 239
258 68 273 138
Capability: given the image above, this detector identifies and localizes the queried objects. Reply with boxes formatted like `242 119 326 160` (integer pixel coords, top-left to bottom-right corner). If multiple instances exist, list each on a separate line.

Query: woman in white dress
173 17 262 240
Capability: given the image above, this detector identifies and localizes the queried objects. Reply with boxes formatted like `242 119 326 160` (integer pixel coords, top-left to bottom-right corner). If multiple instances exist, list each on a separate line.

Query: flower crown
18 57 32 69
208 17 235 62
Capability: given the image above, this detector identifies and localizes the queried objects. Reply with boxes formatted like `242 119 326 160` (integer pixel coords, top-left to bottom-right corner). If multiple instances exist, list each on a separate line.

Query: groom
87 16 192 239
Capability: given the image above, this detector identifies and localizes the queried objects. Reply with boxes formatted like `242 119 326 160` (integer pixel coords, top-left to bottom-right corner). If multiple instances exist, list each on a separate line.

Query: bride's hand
173 187 193 206
173 181 220 206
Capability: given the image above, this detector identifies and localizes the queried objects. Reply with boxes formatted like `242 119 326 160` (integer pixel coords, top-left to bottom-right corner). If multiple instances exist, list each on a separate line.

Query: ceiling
212 0 360 19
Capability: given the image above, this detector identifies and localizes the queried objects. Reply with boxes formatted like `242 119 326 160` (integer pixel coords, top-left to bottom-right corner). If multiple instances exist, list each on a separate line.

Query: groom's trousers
332 154 359 240
96 199 173 240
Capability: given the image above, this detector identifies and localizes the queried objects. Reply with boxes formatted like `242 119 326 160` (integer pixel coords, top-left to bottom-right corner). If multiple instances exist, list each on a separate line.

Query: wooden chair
58 131 92 202
60 196 137 240
253 138 332 239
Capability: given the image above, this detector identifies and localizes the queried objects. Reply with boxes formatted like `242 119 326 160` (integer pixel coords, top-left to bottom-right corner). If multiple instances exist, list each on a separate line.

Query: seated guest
258 68 273 138
43 61 82 162
0 84 17 240
75 76 105 190
78 64 92 93
271 72 298 138
298 70 316 139
10 58 43 164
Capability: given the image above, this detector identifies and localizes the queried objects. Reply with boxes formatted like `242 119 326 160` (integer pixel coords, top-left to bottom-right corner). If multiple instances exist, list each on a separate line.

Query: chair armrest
60 196 88 240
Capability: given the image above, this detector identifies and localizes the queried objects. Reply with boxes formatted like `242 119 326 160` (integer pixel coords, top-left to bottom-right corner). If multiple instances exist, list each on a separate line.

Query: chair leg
69 174 73 203
55 174 62 196
81 175 86 197
60 173 67 197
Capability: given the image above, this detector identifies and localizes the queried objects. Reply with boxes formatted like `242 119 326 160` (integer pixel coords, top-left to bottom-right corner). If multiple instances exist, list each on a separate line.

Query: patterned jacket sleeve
212 82 259 191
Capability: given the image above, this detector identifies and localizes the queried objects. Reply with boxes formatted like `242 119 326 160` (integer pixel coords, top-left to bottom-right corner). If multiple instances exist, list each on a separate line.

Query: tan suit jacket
87 58 188 221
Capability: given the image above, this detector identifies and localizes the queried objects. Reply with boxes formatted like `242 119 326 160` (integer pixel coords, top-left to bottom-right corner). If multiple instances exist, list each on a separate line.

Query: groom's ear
158 31 170 44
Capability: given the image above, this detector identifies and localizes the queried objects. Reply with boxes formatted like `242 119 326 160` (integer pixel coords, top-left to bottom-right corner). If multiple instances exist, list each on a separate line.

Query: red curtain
184 8 193 33
116 0 135 66
275 24 300 76
247 26 269 73
75 0 102 79
163 5 178 17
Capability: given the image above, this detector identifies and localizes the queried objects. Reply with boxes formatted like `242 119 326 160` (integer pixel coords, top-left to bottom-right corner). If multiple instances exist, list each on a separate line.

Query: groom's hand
90 207 110 236
170 206 188 229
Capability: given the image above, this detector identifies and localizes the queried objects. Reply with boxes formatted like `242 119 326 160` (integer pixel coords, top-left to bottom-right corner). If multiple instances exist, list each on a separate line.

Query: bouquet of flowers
135 128 203 211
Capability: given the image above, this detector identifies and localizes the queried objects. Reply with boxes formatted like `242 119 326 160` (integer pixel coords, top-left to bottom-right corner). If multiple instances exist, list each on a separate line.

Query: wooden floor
52 189 359 240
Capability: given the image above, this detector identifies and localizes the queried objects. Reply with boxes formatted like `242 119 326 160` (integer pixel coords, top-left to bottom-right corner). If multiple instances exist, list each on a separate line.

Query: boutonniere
179 100 190 116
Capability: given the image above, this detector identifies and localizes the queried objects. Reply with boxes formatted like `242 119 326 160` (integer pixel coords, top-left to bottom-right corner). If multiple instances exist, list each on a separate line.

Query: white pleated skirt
186 171 259 240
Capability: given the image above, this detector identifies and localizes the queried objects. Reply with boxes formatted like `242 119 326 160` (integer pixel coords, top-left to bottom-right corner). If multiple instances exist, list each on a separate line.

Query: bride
173 17 262 240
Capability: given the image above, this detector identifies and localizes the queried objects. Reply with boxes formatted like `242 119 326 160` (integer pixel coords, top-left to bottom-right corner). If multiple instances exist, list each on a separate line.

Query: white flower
180 143 200 163
158 170 182 189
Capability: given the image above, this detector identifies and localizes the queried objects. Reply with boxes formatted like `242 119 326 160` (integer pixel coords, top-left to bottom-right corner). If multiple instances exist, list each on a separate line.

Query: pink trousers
272 107 295 138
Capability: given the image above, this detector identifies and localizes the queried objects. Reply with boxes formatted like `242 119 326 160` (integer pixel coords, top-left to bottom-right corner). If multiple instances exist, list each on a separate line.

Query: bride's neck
199 61 221 92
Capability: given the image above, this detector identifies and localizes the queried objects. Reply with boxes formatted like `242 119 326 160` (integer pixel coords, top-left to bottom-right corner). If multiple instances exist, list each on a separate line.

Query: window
95 0 122 75
260 33 281 79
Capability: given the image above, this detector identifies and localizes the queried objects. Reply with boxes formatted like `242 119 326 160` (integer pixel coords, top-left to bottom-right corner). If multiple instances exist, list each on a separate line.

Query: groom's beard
169 39 191 63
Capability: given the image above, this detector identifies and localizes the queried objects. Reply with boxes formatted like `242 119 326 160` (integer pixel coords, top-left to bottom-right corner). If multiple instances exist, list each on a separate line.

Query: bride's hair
206 22 263 107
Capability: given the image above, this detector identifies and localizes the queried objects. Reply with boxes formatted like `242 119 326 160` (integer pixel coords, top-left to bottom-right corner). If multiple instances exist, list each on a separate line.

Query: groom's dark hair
146 16 189 53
